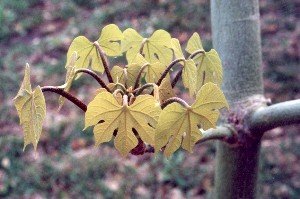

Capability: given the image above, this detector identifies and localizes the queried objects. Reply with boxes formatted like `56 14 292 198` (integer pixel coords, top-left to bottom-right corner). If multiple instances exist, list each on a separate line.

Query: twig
188 49 205 60
156 58 185 86
171 69 183 88
133 63 150 90
75 69 110 91
160 97 190 109
133 83 155 96
41 86 87 112
93 41 113 83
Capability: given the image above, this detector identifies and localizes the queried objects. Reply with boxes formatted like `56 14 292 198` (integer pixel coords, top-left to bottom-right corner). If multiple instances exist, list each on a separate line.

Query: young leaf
111 64 141 87
186 32 204 54
17 63 32 94
155 83 228 157
58 52 78 110
121 28 144 56
98 24 124 56
15 64 32 121
14 65 46 151
66 24 123 73
171 38 185 59
182 59 197 96
122 29 173 65
185 33 223 87
195 49 223 88
131 54 166 83
158 77 175 104
84 92 161 156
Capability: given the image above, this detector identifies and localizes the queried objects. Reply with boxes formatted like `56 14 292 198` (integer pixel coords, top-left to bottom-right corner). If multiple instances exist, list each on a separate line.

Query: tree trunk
211 0 263 198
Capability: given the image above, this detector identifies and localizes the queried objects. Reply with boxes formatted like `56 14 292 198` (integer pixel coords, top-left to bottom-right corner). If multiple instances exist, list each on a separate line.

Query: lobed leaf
155 83 228 157
111 64 141 87
185 32 204 54
182 59 197 97
185 32 223 87
129 54 166 84
171 38 185 59
122 29 173 65
66 24 123 73
158 77 175 104
195 49 223 88
98 24 124 56
85 92 161 156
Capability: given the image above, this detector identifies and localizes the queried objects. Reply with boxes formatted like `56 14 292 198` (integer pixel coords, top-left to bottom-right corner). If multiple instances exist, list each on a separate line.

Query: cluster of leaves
14 24 228 157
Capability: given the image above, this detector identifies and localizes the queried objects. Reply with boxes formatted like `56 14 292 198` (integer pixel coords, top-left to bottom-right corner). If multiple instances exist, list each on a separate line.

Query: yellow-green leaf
184 32 223 88
14 86 46 151
15 64 32 121
122 28 144 52
66 24 123 73
111 64 141 87
84 92 161 156
129 54 166 84
123 29 173 65
182 59 197 96
171 38 184 59
58 52 78 110
144 62 166 83
97 24 124 56
158 77 175 104
195 49 223 88
155 83 228 157
185 32 204 54
66 36 101 72
18 63 32 94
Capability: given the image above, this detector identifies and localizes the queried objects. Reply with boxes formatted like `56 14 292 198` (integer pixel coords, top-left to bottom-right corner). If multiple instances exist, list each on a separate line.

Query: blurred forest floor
0 0 299 198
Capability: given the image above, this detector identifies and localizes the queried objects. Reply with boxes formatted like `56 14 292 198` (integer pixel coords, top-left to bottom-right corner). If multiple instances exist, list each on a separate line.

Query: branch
196 126 237 145
156 58 185 86
75 69 110 92
41 86 87 112
248 99 300 136
93 41 113 83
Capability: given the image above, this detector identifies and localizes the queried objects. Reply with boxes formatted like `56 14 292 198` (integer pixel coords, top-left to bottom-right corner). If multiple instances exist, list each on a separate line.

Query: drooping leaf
84 92 161 156
158 77 175 104
195 49 223 88
182 59 197 97
185 32 204 54
14 65 46 151
15 64 32 121
155 83 228 157
58 52 78 110
122 29 173 65
171 38 185 59
66 24 123 73
17 63 32 95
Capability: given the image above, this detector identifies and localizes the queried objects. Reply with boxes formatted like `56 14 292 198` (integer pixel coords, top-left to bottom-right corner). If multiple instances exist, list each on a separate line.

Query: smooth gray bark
211 0 264 104
248 99 300 135
211 0 263 198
